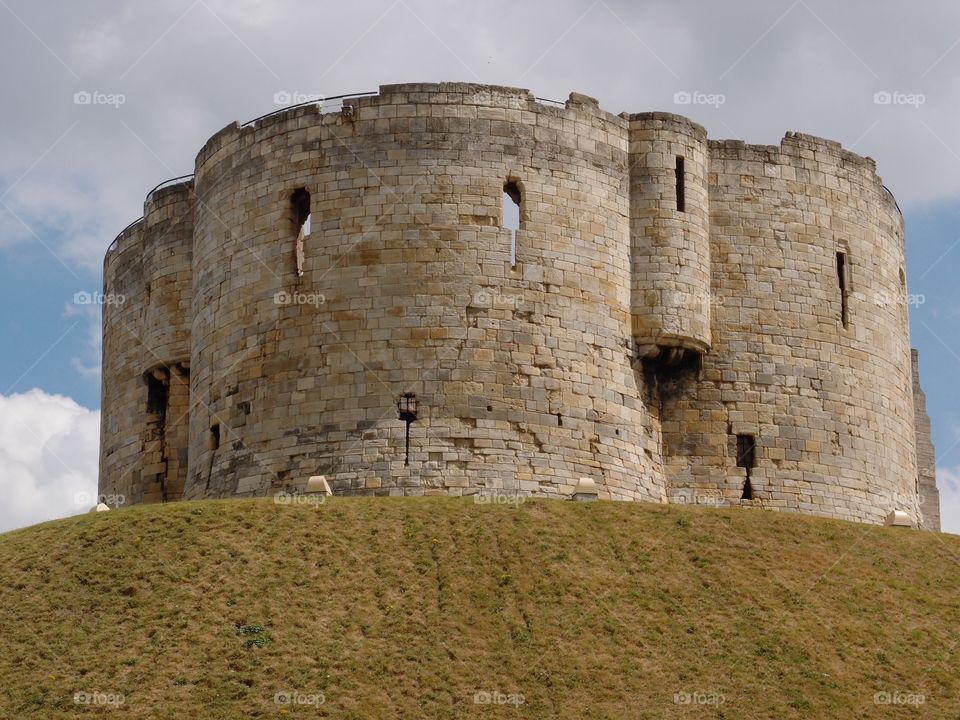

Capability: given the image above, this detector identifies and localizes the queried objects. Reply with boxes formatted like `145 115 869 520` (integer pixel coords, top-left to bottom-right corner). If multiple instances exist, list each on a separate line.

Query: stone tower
99 82 940 530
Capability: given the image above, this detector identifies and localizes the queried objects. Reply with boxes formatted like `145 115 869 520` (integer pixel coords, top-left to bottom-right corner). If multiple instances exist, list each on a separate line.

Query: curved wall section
100 220 146 503
142 181 194 368
184 83 663 502
660 134 919 524
139 180 194 501
627 113 711 358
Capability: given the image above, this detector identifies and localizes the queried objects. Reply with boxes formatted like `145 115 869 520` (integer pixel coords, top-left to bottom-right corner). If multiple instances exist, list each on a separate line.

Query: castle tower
140 181 193 502
100 180 193 504
98 82 939 528
100 217 145 503
626 112 711 361
182 84 663 502
658 134 922 525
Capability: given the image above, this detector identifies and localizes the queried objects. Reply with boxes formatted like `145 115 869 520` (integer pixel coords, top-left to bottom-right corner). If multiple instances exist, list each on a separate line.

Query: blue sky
1 0 959 532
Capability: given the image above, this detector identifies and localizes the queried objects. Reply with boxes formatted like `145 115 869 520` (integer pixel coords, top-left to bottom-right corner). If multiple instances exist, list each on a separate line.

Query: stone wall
626 112 711 358
100 218 145 503
99 82 939 528
100 180 193 504
184 84 660 502
912 350 940 530
656 134 920 524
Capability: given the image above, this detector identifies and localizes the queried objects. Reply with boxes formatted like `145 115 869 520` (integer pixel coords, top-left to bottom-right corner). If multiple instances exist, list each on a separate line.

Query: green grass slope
1 497 958 719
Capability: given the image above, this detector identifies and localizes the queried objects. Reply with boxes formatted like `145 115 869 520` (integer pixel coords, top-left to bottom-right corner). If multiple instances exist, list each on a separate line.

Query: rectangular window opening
736 433 756 499
675 156 685 213
146 370 169 414
836 251 849 328
735 434 756 470
291 188 311 278
503 180 521 268
209 423 221 451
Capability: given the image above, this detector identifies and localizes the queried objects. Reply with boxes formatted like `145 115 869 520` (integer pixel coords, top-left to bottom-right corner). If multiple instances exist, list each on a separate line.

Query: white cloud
934 466 960 535
0 0 958 536
1 0 959 279
0 389 99 533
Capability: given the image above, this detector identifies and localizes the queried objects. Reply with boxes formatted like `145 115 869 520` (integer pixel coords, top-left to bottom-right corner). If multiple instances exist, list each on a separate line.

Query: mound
1 497 957 718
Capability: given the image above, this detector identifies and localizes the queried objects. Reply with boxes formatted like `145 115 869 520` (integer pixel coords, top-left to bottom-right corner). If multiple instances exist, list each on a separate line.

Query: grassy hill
0 496 957 719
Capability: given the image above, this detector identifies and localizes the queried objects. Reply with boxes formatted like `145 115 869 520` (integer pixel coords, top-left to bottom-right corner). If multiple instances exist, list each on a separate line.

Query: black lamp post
397 393 418 466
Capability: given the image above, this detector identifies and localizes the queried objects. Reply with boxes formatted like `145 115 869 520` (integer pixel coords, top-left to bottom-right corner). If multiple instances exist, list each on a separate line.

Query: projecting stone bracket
305 475 332 495
570 477 599 502
884 510 913 528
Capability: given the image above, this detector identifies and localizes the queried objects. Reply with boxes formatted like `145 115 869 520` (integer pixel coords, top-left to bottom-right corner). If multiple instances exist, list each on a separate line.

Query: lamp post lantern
397 393 418 466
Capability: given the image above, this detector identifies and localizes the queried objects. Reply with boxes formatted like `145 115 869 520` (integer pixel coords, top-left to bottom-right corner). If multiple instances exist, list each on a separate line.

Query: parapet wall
99 82 939 528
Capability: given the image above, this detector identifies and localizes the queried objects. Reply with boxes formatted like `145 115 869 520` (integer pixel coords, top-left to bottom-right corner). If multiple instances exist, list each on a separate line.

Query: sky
1 0 959 534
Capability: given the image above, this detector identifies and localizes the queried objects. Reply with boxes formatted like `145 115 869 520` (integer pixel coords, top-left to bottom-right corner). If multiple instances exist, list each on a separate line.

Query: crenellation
99 81 939 528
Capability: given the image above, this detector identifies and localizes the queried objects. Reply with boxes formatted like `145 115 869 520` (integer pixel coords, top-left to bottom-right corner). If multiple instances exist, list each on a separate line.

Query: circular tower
626 112 711 361
139 180 194 502
659 133 920 525
100 218 145 503
183 83 664 502
100 179 194 505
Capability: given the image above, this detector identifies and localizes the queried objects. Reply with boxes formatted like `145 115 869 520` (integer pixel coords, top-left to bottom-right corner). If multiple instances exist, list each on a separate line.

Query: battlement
99 81 940 530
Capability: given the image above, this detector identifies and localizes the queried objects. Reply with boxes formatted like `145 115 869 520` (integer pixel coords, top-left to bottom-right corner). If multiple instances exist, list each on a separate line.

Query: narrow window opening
145 368 171 499
836 251 849 328
556 412 563 427
736 433 756 499
503 180 521 268
209 423 220 451
675 156 685 212
291 188 311 277
146 370 169 414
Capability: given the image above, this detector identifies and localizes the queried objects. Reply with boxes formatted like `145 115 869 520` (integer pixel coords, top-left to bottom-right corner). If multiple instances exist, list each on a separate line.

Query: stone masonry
99 82 941 530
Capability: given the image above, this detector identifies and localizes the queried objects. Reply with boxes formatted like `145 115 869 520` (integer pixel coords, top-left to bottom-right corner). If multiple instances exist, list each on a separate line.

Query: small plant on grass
235 622 270 650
